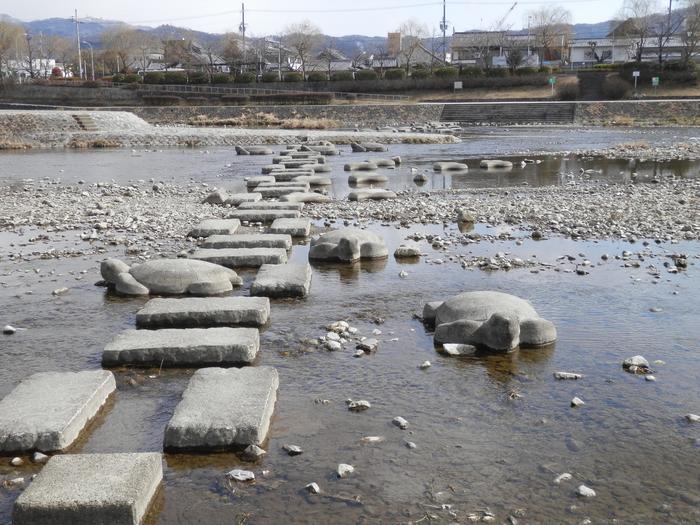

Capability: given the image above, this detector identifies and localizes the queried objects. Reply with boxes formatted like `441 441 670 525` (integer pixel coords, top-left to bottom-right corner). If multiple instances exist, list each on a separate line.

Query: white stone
227 469 255 482
419 361 432 369
3 325 16 335
576 485 596 498
348 400 371 411
305 482 321 494
685 414 700 423
441 343 477 356
554 473 572 484
554 372 583 380
571 397 585 407
337 464 355 478
392 416 409 429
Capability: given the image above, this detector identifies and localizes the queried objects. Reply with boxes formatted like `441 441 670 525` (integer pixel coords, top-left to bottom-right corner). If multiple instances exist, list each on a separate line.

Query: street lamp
82 41 95 80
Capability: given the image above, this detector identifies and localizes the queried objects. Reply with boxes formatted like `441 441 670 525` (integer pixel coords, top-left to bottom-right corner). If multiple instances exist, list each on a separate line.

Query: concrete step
190 248 288 267
135 297 270 329
201 234 293 250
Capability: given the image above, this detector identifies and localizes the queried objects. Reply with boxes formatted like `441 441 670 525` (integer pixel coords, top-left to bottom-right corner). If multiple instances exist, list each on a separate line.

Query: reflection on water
1 137 700 524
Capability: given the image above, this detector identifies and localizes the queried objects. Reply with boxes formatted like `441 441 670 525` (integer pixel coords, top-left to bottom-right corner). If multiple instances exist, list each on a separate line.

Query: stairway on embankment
71 114 99 131
440 102 576 125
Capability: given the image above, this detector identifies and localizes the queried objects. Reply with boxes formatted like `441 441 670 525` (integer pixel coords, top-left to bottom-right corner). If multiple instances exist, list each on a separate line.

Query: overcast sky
5 0 624 36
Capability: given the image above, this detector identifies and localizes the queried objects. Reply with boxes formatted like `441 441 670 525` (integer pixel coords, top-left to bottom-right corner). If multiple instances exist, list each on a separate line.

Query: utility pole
440 0 447 62
239 3 247 72
74 9 84 79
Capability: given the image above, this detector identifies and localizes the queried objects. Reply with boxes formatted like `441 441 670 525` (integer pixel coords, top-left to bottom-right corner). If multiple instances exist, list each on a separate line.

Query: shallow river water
1 128 699 524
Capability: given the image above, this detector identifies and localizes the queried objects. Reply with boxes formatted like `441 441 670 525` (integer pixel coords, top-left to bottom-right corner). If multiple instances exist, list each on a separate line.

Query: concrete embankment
0 110 458 149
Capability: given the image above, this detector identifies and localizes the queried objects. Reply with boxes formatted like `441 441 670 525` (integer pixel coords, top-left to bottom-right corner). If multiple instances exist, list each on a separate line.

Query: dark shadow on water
310 258 388 281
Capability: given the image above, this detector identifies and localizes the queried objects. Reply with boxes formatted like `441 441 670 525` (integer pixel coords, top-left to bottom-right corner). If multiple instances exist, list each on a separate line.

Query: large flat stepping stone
246 175 276 187
103 328 260 367
136 297 270 329
348 188 398 201
251 263 312 298
190 248 288 267
0 371 116 453
202 234 293 250
228 209 301 223
225 193 262 206
14 453 162 525
269 217 311 237
256 186 309 198
164 367 279 450
238 201 304 211
269 170 315 182
188 219 241 238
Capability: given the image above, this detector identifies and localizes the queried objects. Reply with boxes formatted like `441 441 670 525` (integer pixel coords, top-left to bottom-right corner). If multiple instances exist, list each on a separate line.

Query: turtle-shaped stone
423 291 556 352
100 258 242 296
308 228 388 263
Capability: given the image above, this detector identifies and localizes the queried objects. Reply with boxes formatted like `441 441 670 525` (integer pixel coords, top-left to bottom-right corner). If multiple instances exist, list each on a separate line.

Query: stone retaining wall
127 104 445 128
573 100 700 125
1 84 140 106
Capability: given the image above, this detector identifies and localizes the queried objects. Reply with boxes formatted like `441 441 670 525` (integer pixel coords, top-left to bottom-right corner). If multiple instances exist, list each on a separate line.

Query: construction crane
493 2 517 31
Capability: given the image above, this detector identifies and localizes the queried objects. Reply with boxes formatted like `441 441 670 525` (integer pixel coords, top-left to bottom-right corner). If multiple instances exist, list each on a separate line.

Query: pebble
337 463 355 478
52 287 69 296
685 414 700 423
348 400 371 412
305 482 321 494
227 469 255 482
645 375 657 382
576 484 596 498
571 397 585 408
442 343 477 356
392 416 409 430
241 445 266 461
32 452 49 464
326 340 342 352
554 372 582 380
3 325 16 335
10 457 23 467
554 473 572 484
419 360 431 369
361 436 385 444
282 444 303 456
357 338 379 352
405 441 417 449
353 349 365 358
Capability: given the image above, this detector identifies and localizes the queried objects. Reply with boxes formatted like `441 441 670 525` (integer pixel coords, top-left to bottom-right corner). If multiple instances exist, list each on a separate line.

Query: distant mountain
572 20 619 39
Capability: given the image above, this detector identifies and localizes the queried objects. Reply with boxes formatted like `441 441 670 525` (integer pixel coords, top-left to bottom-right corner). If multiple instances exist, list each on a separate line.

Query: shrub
211 73 231 84
485 68 509 77
143 72 164 84
602 75 632 100
331 71 354 81
410 69 430 79
344 93 358 101
355 70 378 81
141 95 182 105
123 74 141 83
188 71 208 84
81 80 100 88
515 67 538 76
250 92 334 105
592 63 619 71
307 71 327 82
284 72 304 82
434 67 458 78
111 73 126 83
235 72 256 84
221 95 250 105
261 72 280 82
556 82 580 100
459 67 484 78
384 68 406 80
162 71 187 84
186 96 209 104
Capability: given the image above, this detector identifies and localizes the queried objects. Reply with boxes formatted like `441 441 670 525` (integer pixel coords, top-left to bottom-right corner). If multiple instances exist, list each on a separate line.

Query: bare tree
0 22 26 79
650 1 685 64
134 32 159 74
397 19 428 72
317 45 337 79
101 25 141 72
43 35 74 77
528 6 572 65
618 0 656 62
283 20 322 78
682 0 700 65
506 47 525 72
221 32 243 72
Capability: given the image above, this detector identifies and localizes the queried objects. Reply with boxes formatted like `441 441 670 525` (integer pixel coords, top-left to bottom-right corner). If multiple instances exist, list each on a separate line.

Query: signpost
652 76 660 93
548 76 556 95
632 70 640 91
453 81 463 91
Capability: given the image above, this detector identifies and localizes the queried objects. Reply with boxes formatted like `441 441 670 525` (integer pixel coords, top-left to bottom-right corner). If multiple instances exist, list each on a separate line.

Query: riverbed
1 128 699 525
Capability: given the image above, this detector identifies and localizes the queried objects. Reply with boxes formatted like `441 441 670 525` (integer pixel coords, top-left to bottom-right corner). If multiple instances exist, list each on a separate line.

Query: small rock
348 400 371 412
571 397 585 408
32 452 49 464
326 332 341 342
326 340 342 351
405 441 417 449
227 469 255 482
2 325 16 335
442 343 477 356
305 482 321 494
685 414 700 423
241 445 266 461
399 270 408 279
10 457 23 467
52 287 69 296
357 338 378 352
645 375 657 382
554 473 572 484
353 349 365 358
282 444 303 456
576 484 596 498
419 360 431 369
361 436 385 444
554 372 582 380
337 463 354 478
623 355 651 374
392 416 409 429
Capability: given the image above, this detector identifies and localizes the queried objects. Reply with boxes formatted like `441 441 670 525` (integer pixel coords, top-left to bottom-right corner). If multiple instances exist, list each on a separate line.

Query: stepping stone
282 192 331 204
261 165 286 174
349 173 389 184
291 175 332 186
237 201 304 211
348 189 397 201
269 170 315 182
251 263 313 298
190 248 288 267
269 217 311 237
228 209 301 223
225 193 262 206
0 371 116 453
164 367 279 450
13 453 162 525
136 297 270 329
188 219 241 238
103 328 260 367
246 175 276 187
256 186 309 198
202 234 293 250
